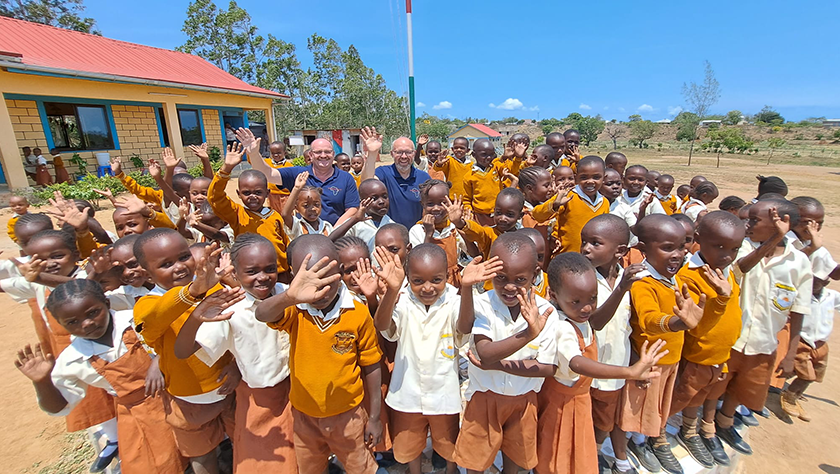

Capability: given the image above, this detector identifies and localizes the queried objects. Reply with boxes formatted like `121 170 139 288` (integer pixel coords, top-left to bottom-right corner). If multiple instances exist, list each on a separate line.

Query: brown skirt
233 379 297 473
536 379 597 474
116 392 186 474
619 363 678 436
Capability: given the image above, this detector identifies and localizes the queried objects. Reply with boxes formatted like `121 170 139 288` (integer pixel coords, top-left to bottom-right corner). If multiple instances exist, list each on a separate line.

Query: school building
448 123 503 148
0 17 286 190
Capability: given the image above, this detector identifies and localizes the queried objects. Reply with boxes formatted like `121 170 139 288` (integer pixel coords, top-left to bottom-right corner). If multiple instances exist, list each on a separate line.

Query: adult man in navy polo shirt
243 131 359 225
360 127 430 229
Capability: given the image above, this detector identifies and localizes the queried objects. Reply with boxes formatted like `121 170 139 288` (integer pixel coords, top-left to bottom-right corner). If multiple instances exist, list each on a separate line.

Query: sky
84 0 840 122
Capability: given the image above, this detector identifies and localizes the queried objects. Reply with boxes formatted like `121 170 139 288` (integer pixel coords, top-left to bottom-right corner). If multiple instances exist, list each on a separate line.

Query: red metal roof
468 123 502 137
0 17 285 99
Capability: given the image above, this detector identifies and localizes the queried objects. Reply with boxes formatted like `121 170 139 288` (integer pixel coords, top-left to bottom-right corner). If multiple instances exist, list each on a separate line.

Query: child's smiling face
25 235 78 276
623 167 647 196
423 184 450 224
451 139 469 160
54 294 111 340
575 162 605 199
233 244 278 300
493 195 523 232
600 169 623 201
296 189 323 224
491 246 538 308
141 234 195 290
407 254 447 306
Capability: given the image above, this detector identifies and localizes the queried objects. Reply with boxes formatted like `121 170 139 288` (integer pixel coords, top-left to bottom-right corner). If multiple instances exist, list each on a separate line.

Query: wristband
659 315 671 333
217 169 231 179
178 283 201 306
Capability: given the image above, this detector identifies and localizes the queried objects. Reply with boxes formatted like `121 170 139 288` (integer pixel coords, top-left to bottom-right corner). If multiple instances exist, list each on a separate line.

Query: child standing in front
409 180 468 286
463 138 523 226
281 171 334 239
432 137 472 199
7 195 30 244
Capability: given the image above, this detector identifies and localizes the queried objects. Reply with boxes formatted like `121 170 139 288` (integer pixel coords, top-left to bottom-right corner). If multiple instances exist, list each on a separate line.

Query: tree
628 114 642 122
766 137 786 164
564 113 605 146
542 124 554 135
682 60 720 165
674 112 700 142
702 128 753 167
416 114 452 141
0 0 98 33
628 120 656 149
501 116 519 124
754 106 784 126
604 123 624 149
723 110 742 126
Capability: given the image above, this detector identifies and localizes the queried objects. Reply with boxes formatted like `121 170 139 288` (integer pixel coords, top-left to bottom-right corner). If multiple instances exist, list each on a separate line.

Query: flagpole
406 0 416 142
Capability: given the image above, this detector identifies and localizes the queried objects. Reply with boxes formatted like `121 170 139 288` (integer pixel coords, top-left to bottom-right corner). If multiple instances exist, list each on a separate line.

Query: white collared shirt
638 259 678 287
195 283 291 388
297 282 356 324
383 285 464 415
732 239 813 355
787 231 839 281
553 316 593 387
286 215 333 240
681 198 706 222
802 289 840 347
408 222 469 255
50 310 136 416
347 214 394 255
619 188 666 217
465 291 559 400
609 199 638 247
592 265 632 391
573 185 604 208
106 285 151 311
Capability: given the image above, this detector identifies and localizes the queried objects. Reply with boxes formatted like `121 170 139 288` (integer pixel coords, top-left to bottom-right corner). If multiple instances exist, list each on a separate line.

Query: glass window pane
77 106 114 149
179 109 202 146
158 108 170 147
48 116 68 148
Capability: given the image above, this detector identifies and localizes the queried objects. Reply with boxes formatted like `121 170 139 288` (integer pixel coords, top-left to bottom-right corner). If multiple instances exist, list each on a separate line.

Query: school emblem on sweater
332 331 356 354
327 186 340 196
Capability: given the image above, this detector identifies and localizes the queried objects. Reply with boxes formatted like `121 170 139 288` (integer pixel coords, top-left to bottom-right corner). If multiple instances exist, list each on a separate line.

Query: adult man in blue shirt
360 127 430 229
241 130 359 225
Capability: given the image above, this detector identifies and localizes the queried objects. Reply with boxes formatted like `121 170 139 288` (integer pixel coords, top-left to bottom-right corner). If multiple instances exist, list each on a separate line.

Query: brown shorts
794 340 829 383
618 363 678 436
670 361 728 416
292 404 377 474
163 394 236 457
723 350 777 411
390 410 459 464
233 380 296 472
455 391 539 471
591 388 622 433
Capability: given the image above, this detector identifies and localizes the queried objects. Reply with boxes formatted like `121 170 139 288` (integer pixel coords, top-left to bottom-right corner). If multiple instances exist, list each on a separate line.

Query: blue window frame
178 109 204 145
44 102 115 151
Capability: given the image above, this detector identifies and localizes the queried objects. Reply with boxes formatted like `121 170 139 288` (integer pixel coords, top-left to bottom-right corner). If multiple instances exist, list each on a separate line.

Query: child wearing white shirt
173 233 297 473
331 179 394 255
281 172 334 239
373 244 499 474
789 196 840 281
681 181 719 222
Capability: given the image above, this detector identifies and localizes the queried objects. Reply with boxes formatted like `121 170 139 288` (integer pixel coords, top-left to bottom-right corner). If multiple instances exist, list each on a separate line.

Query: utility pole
406 0 416 142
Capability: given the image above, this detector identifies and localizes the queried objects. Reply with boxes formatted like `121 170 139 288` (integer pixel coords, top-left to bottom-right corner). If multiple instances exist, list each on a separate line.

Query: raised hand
293 171 309 189
502 141 515 160
235 127 257 150
14 343 55 383
192 242 224 296
286 255 342 304
114 194 148 215
373 247 405 291
629 339 668 380
192 287 246 323
161 147 179 170
92 188 117 207
417 134 429 146
518 288 553 340
552 183 575 210
568 143 580 162
436 149 450 166
88 247 114 276
178 197 191 222
17 258 45 283
351 257 380 297
702 264 732 297
360 126 383 154
525 152 539 167
189 143 209 160
224 142 245 169
673 283 707 330
148 158 162 179
444 195 464 227
354 197 373 222
47 191 88 230
513 140 528 158
422 213 435 237
618 263 645 292
768 206 790 237
502 169 519 189
461 256 504 287
110 156 123 175
804 219 823 250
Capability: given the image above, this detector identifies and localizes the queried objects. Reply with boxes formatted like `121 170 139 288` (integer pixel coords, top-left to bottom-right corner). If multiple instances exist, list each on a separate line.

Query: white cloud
667 106 683 116
618 107 625 112
579 103 592 110
416 101 426 107
432 101 452 110
528 105 540 111
637 104 654 112
491 98 525 110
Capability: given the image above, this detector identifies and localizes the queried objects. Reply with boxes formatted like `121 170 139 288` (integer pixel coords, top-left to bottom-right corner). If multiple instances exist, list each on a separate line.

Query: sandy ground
1 151 840 473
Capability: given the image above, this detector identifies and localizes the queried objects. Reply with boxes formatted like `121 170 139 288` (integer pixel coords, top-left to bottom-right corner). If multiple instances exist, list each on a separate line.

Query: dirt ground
1 151 840 473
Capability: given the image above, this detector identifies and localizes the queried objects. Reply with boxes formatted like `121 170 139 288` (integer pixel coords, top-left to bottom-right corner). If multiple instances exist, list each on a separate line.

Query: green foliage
129 154 144 169
564 113 605 146
723 110 742 125
674 112 700 141
208 146 221 162
501 117 519 124
767 137 786 149
32 174 126 206
703 127 753 154
541 124 554 135
540 118 562 129
755 105 784 126
628 114 642 122
68 153 87 175
816 133 824 140
628 120 656 148
187 160 223 177
292 156 307 166
834 129 840 140
127 170 156 189
0 0 99 34
416 114 453 142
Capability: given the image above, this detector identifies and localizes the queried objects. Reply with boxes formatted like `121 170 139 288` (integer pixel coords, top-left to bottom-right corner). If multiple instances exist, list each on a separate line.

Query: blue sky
85 0 840 122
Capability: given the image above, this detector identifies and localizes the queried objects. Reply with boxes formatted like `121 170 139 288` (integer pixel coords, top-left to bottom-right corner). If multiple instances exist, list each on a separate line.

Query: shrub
293 156 307 166
32 174 127 207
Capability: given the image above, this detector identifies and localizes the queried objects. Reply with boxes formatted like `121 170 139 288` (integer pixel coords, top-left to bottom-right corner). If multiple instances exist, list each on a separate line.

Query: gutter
0 60 289 102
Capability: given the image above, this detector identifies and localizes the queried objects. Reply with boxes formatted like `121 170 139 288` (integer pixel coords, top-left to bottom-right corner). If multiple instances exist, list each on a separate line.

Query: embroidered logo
410 187 420 199
440 333 455 359
332 331 356 354
327 186 340 196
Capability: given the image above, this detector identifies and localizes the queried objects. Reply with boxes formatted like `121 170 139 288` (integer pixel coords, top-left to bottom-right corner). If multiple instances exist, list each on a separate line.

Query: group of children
6 126 837 474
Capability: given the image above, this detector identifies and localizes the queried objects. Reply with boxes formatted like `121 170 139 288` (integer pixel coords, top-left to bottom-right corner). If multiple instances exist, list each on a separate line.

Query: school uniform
521 201 554 261
209 171 291 273
106 285 151 311
382 284 463 463
536 317 598 474
116 172 165 207
670 253 741 415
723 238 812 411
345 214 394 255
794 288 839 383
285 215 333 240
409 220 468 287
462 219 516 262
681 198 707 222
534 186 610 257
787 231 838 280
187 224 235 250
134 285 236 457
455 290 559 472
266 283 382 474
621 261 683 436
591 265 632 433
7 213 22 243
463 158 523 226
533 271 549 298
350 169 363 187
265 159 293 214
194 283 296 473
656 191 680 215
50 310 185 473
609 199 639 247
618 188 666 218
432 155 473 200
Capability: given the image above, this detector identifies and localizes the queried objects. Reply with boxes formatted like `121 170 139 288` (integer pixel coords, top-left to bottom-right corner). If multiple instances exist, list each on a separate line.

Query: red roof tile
0 17 285 99
450 123 502 138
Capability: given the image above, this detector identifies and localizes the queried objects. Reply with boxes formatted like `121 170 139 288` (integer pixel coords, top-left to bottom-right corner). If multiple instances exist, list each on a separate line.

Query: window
178 109 202 146
45 102 114 151
157 107 170 147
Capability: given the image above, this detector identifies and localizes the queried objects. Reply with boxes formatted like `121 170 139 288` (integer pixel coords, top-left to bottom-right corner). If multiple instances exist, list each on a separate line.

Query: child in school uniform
451 188 525 262
252 140 293 213
8 195 30 244
209 143 291 278
375 223 412 263
51 149 71 184
667 211 746 469
605 152 628 176
537 253 667 474
178 200 235 250
788 196 839 281
454 233 559 474
255 234 383 474
532 156 610 258
780 277 838 422
432 136 472 199
373 245 501 474
714 199 812 456
332 179 394 253
580 215 644 474
132 229 241 473
617 165 667 218
281 171 334 239
518 166 555 269
174 233 298 472
14 280 185 474
681 181 719 222
463 138 524 226
351 154 365 185
552 165 576 189
520 228 549 297
409 180 469 287
620 215 706 474
656 174 680 215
